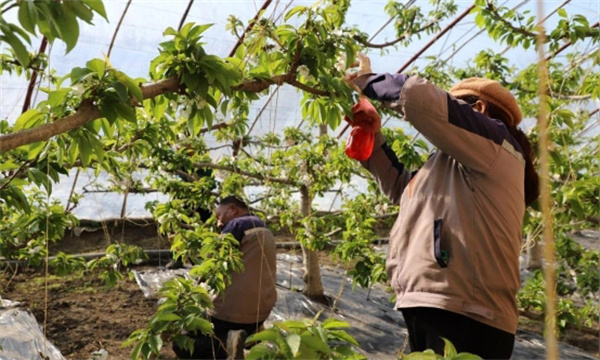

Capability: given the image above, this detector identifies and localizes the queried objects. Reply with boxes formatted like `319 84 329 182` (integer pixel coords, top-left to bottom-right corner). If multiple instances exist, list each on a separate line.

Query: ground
0 220 598 360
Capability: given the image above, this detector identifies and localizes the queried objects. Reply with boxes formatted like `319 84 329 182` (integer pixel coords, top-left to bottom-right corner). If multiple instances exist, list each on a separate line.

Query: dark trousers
401 307 515 360
173 318 263 360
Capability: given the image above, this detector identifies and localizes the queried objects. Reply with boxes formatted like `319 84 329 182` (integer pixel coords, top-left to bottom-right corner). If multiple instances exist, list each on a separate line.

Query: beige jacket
208 216 277 324
360 75 526 334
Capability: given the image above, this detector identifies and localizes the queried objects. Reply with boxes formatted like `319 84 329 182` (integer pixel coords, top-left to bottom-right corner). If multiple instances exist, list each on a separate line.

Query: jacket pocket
433 219 449 268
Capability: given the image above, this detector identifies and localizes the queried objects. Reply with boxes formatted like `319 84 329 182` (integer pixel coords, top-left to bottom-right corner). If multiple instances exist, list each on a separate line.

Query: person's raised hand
344 53 373 93
344 96 381 133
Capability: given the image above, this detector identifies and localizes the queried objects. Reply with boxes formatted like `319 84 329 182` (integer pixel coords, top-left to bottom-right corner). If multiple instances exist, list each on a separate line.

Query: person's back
209 214 277 325
173 197 277 359
343 55 539 359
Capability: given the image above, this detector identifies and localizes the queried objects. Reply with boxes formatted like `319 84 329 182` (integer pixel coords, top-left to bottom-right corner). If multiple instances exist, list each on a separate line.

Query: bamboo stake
535 3 558 359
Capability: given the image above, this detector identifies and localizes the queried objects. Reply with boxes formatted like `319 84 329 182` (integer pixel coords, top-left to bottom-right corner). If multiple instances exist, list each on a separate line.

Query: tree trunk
299 185 325 302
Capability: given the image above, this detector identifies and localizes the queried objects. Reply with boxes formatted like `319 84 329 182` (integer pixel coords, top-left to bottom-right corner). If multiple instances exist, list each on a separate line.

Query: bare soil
1 222 598 359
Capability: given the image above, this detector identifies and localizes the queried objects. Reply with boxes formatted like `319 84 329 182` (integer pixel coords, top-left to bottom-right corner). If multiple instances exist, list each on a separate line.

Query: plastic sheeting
131 268 191 298
132 253 600 360
0 308 66 360
0 296 20 309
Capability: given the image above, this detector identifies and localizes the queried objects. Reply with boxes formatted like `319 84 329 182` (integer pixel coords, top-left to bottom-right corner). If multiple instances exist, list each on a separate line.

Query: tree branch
353 13 440 49
0 76 170 153
485 2 537 38
82 187 158 194
175 169 196 182
228 0 273 57
0 100 102 152
0 60 327 153
1 2 18 13
232 74 291 93
0 160 34 192
287 79 329 96
194 161 299 186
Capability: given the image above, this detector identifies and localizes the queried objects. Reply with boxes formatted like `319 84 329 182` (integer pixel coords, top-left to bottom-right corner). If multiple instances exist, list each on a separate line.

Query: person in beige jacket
173 196 277 359
345 56 539 359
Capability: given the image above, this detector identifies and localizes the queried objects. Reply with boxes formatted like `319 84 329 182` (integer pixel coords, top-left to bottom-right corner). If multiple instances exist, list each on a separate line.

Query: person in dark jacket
344 55 539 359
173 196 277 359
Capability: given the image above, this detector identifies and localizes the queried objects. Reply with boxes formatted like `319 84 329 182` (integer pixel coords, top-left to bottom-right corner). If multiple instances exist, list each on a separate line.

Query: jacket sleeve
360 132 412 205
359 74 508 174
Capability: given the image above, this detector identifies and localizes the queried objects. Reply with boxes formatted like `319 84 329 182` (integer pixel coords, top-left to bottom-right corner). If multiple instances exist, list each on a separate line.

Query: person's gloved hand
344 53 373 93
344 96 381 134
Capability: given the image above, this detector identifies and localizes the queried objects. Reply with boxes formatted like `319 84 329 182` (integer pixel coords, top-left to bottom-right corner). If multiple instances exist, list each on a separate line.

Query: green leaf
67 1 95 23
189 317 214 334
569 199 585 219
246 343 272 360
179 22 194 38
125 77 143 103
220 99 229 116
151 95 168 120
300 333 330 355
114 102 137 123
328 330 359 346
287 334 301 356
278 320 307 329
156 313 182 322
70 67 92 83
98 98 118 124
403 351 442 360
130 339 144 360
86 58 106 78
76 133 92 166
284 5 306 21
82 0 108 20
14 109 43 131
27 141 45 160
47 89 71 107
58 12 80 53
2 31 30 67
87 133 105 163
182 71 200 92
557 8 567 18
247 329 280 343
442 337 457 358
163 26 178 36
5 184 31 213
188 23 213 40
148 334 163 354
113 81 129 103
0 159 21 171
322 318 350 329
18 1 38 34
66 139 80 164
